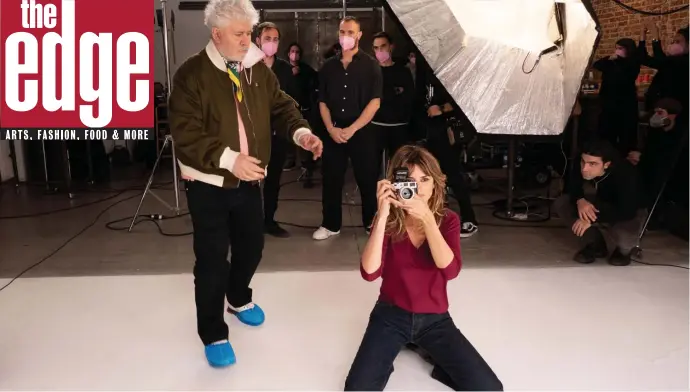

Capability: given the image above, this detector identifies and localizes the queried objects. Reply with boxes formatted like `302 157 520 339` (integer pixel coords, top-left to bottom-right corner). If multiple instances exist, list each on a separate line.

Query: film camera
392 167 418 200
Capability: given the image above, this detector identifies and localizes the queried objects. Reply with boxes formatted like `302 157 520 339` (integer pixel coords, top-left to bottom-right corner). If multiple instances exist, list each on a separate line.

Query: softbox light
386 0 600 136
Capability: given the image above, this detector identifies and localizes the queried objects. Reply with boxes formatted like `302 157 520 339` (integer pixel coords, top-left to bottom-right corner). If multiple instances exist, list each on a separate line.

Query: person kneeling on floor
554 139 641 266
344 145 502 391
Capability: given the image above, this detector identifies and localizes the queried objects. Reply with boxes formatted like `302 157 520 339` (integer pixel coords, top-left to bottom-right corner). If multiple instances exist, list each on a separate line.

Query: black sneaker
608 248 632 266
573 243 607 264
460 222 478 238
264 221 290 238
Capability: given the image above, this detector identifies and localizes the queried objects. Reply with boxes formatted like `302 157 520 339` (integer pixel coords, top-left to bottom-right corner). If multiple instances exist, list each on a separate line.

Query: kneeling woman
344 145 502 391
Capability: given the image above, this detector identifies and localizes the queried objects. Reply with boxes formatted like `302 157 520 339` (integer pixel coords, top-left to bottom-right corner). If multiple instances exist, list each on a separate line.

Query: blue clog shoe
204 340 236 367
227 302 265 326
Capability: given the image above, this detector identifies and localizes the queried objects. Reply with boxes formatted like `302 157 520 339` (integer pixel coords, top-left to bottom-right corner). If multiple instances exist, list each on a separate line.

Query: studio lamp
385 0 600 220
386 0 600 136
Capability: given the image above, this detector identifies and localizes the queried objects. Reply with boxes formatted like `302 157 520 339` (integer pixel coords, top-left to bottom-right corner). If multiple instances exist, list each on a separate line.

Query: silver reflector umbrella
386 0 600 136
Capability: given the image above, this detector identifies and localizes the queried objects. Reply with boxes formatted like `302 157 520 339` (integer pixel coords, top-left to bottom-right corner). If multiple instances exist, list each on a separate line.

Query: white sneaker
313 226 340 240
460 222 478 238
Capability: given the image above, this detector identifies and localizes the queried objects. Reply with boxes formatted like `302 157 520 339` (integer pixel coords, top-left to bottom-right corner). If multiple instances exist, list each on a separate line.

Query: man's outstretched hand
299 133 323 159
231 154 266 181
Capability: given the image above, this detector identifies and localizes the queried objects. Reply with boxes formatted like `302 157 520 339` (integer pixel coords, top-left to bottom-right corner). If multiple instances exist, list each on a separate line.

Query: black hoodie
568 157 640 224
638 40 690 112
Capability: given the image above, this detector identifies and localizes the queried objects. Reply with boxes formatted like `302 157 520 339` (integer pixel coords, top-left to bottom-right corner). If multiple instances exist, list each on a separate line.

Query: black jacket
592 56 640 109
373 62 415 124
568 158 639 223
270 57 299 104
291 61 318 110
638 40 690 111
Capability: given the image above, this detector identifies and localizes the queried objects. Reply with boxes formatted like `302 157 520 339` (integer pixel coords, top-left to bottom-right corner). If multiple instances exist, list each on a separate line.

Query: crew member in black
371 32 415 166
627 98 687 229
312 16 383 241
554 139 640 266
255 22 299 238
422 67 479 238
591 38 640 154
285 42 319 187
638 24 689 114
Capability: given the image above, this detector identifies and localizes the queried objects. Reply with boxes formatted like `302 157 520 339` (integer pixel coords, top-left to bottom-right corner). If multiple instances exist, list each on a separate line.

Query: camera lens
400 188 412 200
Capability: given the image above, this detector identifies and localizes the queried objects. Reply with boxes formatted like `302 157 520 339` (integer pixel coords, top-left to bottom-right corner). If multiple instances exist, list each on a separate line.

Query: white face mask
650 114 671 128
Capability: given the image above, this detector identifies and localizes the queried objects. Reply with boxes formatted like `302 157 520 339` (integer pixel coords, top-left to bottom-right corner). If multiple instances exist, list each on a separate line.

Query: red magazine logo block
0 0 154 128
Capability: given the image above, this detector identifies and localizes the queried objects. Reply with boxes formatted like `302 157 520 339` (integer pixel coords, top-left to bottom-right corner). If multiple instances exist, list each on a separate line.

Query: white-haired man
169 0 322 368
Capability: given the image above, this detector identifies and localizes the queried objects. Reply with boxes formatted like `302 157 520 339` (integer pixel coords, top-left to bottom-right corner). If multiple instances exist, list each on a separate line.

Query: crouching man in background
554 139 641 266
168 0 322 368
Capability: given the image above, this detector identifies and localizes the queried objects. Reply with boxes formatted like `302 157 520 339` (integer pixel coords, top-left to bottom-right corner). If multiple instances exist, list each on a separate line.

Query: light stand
128 0 181 232
8 140 20 193
491 137 552 223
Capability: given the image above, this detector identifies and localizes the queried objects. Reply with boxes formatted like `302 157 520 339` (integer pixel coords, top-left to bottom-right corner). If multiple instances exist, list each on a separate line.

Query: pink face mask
667 43 685 56
289 52 299 62
339 36 356 51
614 49 626 58
375 50 391 63
261 41 278 57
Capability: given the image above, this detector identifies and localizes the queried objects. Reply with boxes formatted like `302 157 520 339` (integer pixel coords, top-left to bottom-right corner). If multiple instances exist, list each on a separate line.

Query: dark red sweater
360 210 462 314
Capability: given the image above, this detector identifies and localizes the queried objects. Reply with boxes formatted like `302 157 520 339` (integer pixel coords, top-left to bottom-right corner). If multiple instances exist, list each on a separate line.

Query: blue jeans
345 301 503 391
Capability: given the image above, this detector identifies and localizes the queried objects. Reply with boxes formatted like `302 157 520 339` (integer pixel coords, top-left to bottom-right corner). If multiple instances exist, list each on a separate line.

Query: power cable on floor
632 260 688 270
1 179 686 294
0 191 145 293
0 182 173 220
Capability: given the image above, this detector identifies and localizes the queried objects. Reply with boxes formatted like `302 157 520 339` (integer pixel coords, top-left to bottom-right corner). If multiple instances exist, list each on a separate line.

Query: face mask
261 41 278 57
649 114 671 128
614 49 626 58
289 52 299 62
375 50 390 63
340 36 356 51
667 43 685 56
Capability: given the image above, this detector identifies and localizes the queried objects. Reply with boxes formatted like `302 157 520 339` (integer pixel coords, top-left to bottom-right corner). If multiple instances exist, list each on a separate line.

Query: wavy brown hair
381 145 447 239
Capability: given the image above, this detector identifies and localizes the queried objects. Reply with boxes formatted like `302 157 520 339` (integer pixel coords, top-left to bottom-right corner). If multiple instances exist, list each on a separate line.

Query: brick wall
591 0 688 72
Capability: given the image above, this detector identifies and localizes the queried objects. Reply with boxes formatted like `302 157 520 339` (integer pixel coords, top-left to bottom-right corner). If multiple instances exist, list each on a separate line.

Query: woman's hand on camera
377 180 403 217
402 195 434 224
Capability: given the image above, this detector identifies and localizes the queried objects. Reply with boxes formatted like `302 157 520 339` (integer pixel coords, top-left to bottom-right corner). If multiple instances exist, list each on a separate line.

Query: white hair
204 0 260 29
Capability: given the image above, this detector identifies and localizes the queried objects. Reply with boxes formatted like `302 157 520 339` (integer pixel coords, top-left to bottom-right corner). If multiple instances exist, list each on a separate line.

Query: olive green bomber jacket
168 41 312 188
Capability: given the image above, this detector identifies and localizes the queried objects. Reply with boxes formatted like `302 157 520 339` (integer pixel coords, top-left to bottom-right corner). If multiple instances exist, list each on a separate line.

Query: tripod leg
8 140 20 193
86 141 94 185
506 139 516 216
128 136 170 232
169 135 181 214
41 141 50 192
634 134 688 251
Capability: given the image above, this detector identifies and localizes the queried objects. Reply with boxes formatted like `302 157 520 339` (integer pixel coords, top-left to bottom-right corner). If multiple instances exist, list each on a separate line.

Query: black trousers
554 195 641 254
299 108 318 172
345 301 503 391
374 123 410 160
186 180 264 346
263 134 289 223
321 121 381 231
425 118 477 224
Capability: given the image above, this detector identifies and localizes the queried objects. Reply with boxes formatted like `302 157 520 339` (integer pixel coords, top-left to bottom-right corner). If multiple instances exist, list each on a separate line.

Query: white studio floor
0 267 687 391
